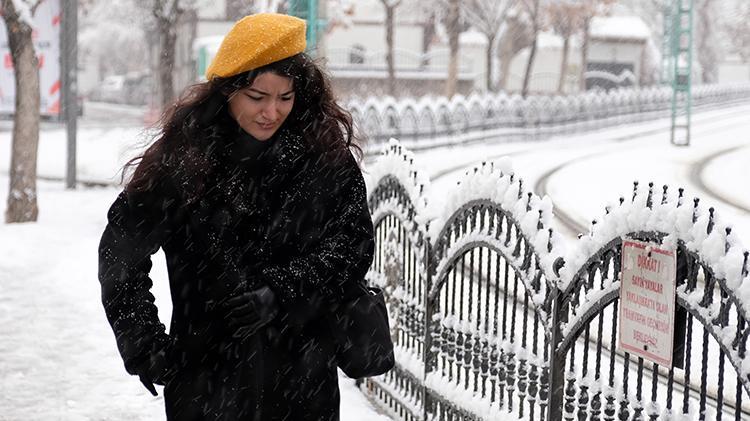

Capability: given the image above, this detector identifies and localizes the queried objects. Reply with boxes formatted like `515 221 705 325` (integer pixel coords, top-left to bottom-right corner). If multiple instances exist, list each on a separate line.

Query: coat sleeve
98 189 175 374
261 152 375 311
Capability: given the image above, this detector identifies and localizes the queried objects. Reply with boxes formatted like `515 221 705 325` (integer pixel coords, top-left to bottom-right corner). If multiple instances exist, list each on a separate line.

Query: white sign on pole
0 0 62 117
618 239 677 367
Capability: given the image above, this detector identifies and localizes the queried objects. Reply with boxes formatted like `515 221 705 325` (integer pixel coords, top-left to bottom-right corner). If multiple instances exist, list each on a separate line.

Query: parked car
89 72 152 106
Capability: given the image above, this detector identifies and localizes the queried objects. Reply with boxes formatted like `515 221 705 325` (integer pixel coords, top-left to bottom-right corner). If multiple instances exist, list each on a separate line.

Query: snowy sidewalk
0 178 390 420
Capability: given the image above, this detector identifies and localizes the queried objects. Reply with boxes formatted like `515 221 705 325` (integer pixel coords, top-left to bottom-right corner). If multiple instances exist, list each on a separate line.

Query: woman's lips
258 122 276 130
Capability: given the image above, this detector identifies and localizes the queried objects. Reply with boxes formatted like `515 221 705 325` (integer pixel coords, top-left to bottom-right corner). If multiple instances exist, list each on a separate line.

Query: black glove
134 344 176 396
224 285 279 341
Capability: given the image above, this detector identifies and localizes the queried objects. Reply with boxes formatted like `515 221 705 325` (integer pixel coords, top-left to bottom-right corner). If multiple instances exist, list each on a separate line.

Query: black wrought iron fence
362 140 750 421
349 84 750 149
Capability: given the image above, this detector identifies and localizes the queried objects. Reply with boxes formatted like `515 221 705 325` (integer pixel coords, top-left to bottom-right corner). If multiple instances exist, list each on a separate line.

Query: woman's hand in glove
134 343 176 396
224 285 279 341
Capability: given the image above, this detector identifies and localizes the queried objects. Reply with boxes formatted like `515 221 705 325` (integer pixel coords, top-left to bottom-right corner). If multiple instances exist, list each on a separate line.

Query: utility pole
61 0 78 188
669 0 694 147
288 0 326 56
660 1 674 85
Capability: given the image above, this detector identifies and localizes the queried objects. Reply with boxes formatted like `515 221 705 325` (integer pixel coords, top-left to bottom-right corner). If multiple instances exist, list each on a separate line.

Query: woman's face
228 72 295 141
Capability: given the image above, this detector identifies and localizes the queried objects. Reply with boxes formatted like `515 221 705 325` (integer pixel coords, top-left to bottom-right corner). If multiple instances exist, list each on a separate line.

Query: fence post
422 231 434 421
547 261 567 421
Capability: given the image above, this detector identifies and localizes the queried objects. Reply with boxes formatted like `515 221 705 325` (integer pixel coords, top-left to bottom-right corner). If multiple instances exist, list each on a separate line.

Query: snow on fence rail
349 84 750 150
362 139 750 421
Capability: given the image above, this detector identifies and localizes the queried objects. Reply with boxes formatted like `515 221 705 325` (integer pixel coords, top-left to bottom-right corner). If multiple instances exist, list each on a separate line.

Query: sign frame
618 238 677 367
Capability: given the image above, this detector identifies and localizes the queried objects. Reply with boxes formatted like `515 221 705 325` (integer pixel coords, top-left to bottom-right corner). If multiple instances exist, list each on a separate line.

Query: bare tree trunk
558 35 571 94
385 5 396 97
497 16 532 91
153 0 184 110
485 34 496 92
158 21 178 109
3 0 40 223
696 0 717 83
579 16 591 92
521 34 538 97
445 0 460 98
420 12 435 67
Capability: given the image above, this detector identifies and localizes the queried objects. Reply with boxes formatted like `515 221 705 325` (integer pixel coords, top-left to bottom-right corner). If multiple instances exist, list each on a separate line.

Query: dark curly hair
123 53 361 204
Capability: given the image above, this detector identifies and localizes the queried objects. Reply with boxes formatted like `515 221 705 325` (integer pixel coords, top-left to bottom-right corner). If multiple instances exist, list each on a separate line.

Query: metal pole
669 0 693 147
62 0 78 189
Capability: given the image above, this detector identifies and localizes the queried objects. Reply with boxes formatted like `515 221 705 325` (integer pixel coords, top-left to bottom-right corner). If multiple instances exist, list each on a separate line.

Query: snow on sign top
590 15 651 41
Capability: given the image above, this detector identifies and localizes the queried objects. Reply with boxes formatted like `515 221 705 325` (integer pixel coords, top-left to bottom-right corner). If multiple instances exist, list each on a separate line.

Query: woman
98 13 374 420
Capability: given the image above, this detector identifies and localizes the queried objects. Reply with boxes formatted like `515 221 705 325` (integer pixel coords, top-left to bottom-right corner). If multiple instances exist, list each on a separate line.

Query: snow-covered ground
0 177 392 420
1 100 749 420
0 131 390 418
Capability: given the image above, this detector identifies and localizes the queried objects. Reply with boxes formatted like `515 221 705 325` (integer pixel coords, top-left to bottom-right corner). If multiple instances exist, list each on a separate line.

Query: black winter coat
98 128 375 420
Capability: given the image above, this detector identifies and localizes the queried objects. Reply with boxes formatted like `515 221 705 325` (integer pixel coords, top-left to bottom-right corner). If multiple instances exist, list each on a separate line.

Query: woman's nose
262 101 279 120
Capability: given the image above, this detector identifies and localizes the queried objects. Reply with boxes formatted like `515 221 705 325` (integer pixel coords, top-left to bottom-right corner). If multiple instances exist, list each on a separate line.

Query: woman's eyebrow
248 88 295 96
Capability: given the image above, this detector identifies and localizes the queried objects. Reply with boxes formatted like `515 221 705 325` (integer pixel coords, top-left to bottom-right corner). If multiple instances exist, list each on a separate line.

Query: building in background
505 15 651 94
323 0 480 97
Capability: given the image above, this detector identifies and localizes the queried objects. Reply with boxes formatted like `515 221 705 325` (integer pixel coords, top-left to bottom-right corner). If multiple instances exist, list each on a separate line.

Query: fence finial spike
527 192 533 211
632 181 639 202
547 228 554 252
662 185 669 205
707 207 715 234
677 187 685 207
693 198 700 223
725 227 732 253
537 209 544 230
518 179 524 200
646 182 654 209
743 251 749 277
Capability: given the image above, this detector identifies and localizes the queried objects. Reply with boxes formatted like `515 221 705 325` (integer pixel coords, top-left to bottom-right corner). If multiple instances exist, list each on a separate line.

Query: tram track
690 143 750 215
534 107 750 237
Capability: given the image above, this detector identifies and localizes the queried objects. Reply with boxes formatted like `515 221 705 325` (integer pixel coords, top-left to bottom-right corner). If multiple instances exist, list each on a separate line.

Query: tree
417 0 469 97
546 1 585 93
461 0 515 92
577 0 615 91
723 1 750 63
496 10 534 91
379 0 402 97
694 0 719 83
519 0 542 97
79 0 150 78
148 0 189 110
443 0 461 97
1 0 42 223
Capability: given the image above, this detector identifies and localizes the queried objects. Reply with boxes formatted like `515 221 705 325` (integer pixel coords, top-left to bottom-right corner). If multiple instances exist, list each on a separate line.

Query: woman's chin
246 127 277 141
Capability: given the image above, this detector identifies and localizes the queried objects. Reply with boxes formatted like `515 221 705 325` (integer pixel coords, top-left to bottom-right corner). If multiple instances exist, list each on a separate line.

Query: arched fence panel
424 195 557 421
361 140 750 421
351 84 750 150
550 184 750 421
364 141 431 420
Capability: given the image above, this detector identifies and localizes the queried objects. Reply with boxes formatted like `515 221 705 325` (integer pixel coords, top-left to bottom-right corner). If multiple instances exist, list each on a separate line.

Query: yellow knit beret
205 13 307 80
